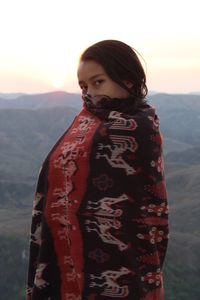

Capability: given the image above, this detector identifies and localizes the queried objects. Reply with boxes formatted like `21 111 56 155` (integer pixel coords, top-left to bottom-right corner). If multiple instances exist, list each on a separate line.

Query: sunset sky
0 0 199 94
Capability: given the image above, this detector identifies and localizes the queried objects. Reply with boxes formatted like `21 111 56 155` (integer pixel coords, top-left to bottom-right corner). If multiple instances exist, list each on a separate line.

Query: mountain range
0 91 200 300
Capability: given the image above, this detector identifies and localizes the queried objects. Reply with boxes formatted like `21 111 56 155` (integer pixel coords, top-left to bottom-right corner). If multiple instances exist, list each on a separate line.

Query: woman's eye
94 80 103 86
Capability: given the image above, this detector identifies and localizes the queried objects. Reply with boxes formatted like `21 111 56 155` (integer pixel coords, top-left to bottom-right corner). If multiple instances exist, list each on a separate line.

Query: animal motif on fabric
26 103 168 300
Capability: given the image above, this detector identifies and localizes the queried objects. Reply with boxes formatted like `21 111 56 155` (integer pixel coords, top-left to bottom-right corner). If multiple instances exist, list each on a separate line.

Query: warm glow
53 79 63 89
0 0 199 93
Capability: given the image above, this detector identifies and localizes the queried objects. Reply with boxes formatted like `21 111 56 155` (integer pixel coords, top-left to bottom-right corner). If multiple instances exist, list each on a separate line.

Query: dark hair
79 40 148 101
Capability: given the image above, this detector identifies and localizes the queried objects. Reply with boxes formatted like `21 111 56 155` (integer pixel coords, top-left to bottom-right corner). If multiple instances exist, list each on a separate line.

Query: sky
0 0 199 94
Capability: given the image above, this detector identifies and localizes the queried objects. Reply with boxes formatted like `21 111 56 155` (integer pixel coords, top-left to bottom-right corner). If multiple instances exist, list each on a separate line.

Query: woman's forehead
77 60 106 82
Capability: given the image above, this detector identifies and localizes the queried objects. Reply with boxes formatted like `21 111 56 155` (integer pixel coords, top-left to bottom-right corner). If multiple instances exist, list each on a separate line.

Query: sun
53 79 63 89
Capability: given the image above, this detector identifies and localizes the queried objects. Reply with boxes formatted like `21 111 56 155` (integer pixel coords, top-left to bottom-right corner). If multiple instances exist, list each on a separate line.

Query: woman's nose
82 85 96 97
82 87 92 97
86 91 92 97
87 86 96 97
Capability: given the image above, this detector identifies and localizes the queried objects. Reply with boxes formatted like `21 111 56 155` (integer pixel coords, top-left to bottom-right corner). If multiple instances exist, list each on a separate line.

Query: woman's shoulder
108 104 160 134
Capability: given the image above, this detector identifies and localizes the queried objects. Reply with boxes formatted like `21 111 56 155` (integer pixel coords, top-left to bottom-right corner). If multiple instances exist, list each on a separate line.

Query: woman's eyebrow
79 73 104 85
89 73 104 80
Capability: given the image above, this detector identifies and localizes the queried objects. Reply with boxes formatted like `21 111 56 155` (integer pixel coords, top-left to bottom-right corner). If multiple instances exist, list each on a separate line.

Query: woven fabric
26 99 169 300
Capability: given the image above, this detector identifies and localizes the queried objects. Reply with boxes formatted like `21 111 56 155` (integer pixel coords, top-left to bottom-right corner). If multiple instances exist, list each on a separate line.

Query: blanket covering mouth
26 94 169 300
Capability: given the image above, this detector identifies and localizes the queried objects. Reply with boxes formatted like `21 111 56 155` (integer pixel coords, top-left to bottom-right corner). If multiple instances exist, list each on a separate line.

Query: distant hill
0 91 82 110
0 91 200 299
0 93 26 99
189 91 200 95
0 106 79 179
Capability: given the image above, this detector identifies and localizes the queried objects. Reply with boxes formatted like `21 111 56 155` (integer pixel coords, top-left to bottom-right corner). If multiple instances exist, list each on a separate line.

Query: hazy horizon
0 89 200 97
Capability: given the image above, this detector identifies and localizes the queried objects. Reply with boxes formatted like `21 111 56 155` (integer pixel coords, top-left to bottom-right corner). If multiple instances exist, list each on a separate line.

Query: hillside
0 91 82 110
0 92 200 299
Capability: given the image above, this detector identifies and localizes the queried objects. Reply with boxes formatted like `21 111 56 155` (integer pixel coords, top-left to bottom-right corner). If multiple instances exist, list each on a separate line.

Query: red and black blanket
26 96 169 300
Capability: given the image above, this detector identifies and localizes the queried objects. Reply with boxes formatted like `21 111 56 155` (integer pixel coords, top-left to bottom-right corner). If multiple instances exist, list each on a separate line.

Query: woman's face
77 60 132 99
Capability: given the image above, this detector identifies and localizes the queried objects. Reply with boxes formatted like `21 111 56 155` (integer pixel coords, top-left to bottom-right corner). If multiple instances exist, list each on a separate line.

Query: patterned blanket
26 96 169 300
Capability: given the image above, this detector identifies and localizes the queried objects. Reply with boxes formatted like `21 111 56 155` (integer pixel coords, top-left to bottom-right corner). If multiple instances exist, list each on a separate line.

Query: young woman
26 40 169 300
